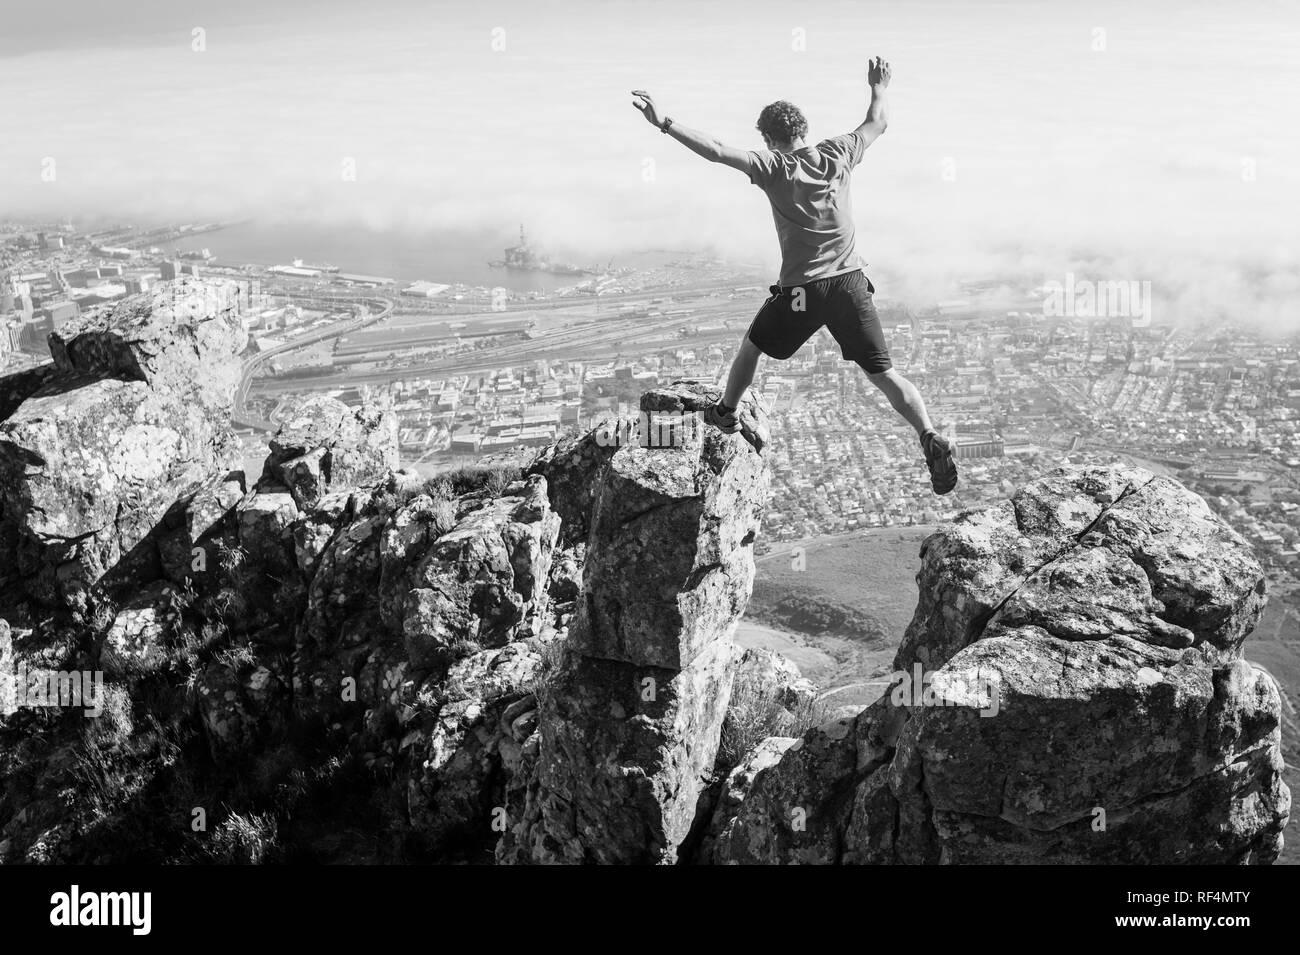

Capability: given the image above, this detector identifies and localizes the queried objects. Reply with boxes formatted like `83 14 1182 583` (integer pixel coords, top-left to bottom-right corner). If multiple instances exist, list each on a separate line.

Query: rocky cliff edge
0 280 1288 864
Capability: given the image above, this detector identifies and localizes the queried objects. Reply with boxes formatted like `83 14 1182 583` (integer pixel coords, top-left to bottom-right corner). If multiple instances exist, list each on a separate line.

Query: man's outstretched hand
631 90 664 127
868 56 892 88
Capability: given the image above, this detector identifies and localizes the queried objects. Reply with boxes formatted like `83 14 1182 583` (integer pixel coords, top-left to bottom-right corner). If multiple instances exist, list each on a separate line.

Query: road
232 296 394 431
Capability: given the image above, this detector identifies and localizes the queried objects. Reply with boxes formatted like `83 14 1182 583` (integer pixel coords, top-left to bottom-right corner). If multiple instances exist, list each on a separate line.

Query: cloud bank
3 0 1295 330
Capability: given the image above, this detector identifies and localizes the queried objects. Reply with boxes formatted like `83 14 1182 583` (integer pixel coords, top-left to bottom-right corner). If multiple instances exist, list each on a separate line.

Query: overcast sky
3 0 1296 328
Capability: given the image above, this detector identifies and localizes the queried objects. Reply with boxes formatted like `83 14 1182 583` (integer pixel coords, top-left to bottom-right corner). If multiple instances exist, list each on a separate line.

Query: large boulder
896 464 1266 672
48 276 247 410
710 465 1290 865
0 278 248 607
895 463 1153 671
869 633 1287 864
0 376 236 605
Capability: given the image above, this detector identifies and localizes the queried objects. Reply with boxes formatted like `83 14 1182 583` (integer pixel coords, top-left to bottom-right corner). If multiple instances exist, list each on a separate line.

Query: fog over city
3 0 1297 328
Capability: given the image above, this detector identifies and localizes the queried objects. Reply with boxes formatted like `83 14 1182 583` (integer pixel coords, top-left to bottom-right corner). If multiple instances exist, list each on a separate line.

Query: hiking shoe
704 402 741 434
921 430 958 495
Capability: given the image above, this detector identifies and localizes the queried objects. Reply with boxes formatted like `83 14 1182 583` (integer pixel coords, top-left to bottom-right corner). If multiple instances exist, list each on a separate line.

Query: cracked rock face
895 464 1265 670
568 386 770 669
49 276 247 411
0 375 236 606
9 353 1280 868
286 473 560 727
386 475 560 670
497 384 771 864
158 471 247 586
525 423 622 547
877 635 1287 863
4 339 815 861
710 465 1290 865
263 396 398 511
404 636 549 848
0 279 247 607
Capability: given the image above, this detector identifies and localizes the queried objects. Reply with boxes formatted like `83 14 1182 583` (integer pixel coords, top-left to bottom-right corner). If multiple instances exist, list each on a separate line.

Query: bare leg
862 367 934 437
722 336 763 408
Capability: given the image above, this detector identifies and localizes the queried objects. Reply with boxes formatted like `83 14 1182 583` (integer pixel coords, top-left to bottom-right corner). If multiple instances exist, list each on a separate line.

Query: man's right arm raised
852 56 892 152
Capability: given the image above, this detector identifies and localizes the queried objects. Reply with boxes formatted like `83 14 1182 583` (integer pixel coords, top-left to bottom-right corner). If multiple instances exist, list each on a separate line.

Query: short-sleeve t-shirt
746 131 868 288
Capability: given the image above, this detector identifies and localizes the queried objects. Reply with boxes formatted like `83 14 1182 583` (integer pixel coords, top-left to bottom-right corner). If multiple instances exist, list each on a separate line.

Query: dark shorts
745 269 892 373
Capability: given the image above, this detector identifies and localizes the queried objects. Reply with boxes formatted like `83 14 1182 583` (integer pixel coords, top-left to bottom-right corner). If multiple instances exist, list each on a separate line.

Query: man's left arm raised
631 90 755 175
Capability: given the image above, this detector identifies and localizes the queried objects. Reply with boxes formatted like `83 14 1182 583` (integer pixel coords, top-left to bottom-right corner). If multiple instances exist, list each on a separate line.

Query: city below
4 217 1300 600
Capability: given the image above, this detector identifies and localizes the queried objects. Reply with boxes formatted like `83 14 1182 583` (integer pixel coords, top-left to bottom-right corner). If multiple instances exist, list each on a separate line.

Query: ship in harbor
292 258 340 273
488 225 593 276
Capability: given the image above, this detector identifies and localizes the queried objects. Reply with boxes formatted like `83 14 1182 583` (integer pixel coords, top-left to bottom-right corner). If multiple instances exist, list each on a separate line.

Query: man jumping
631 57 958 494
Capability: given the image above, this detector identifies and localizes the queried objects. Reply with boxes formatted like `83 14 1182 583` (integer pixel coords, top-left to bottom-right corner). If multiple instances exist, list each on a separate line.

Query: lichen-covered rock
158 471 247 585
291 503 388 723
545 545 583 603
526 422 623 546
567 387 770 669
48 276 247 410
5 355 1286 871
0 376 235 604
405 638 552 850
501 639 738 864
895 463 1154 671
499 383 771 864
291 490 355 578
872 635 1289 864
263 396 397 511
236 485 300 575
383 475 559 671
0 278 248 608
288 474 559 728
710 465 1290 866
707 711 864 864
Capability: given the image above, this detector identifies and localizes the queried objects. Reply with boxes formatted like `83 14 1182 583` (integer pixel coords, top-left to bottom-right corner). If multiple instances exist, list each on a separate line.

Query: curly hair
755 100 808 145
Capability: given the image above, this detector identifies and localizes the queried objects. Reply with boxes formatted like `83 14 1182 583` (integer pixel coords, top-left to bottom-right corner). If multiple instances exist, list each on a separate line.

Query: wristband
660 117 674 134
